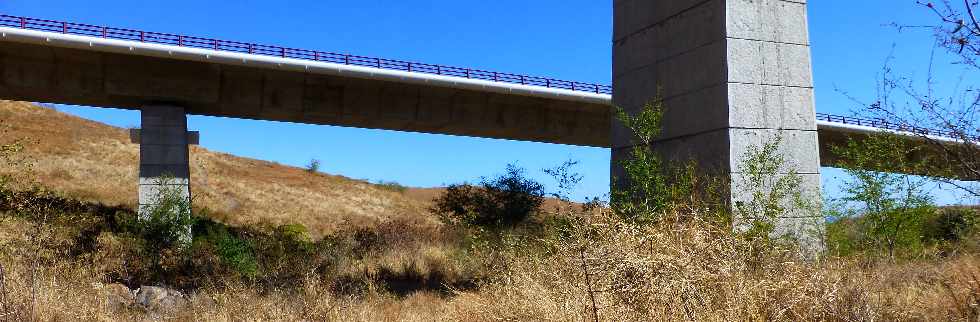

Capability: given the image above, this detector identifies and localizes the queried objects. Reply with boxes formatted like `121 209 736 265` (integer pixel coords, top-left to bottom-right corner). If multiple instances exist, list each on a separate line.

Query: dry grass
444 210 980 321
0 101 435 238
2 100 979 321
0 211 977 321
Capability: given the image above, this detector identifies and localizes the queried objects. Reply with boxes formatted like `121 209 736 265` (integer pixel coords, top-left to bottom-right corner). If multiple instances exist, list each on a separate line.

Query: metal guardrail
816 113 976 141
0 14 613 95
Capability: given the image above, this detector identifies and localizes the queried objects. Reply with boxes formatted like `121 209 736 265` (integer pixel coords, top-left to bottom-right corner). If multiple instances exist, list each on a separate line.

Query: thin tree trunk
580 248 599 322
0 261 6 320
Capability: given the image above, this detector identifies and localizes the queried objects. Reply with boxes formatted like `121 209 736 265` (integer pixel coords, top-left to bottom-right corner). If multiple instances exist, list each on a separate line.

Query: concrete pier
137 105 193 219
612 0 823 246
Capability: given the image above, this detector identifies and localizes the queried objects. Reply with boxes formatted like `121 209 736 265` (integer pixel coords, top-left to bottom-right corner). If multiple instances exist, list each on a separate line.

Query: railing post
178 35 183 47
314 51 319 61
344 54 350 65
493 72 498 82
436 66 441 75
102 26 107 38
520 75 525 85
215 40 220 50
546 79 551 88
376 58 381 68
248 44 254 54
407 62 412 72
465 69 470 78
595 85 600 94
140 31 145 42
62 21 67 33
19 17 25 29
281 47 286 58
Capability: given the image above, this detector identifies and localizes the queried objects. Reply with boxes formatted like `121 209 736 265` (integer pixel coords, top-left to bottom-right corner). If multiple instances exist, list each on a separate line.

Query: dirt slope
0 101 437 238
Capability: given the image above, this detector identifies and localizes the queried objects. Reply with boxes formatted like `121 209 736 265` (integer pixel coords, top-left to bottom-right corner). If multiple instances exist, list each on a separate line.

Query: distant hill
0 101 439 238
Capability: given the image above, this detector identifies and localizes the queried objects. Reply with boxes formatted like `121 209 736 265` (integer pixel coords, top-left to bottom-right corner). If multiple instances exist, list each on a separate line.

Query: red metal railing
816 113 977 141
0 14 613 95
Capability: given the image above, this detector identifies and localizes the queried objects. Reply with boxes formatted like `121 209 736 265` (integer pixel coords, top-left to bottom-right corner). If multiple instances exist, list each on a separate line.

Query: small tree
845 1 980 197
543 159 584 203
305 158 321 174
734 136 819 245
610 96 671 224
611 94 729 226
433 164 545 232
832 133 938 259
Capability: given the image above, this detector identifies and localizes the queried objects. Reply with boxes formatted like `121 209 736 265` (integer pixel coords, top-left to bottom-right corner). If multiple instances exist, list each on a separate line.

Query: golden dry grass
2 100 979 321
0 211 977 321
444 211 980 321
0 101 436 238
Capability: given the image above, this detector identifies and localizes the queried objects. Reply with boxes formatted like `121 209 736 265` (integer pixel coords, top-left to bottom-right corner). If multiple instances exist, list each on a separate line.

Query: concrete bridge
0 3 973 244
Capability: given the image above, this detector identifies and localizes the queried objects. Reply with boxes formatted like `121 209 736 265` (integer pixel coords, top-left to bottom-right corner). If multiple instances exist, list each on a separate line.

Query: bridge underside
819 128 979 181
1 31 975 184
0 41 610 147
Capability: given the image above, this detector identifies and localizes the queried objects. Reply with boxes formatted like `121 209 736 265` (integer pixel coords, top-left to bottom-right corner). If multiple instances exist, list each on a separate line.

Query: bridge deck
0 14 975 179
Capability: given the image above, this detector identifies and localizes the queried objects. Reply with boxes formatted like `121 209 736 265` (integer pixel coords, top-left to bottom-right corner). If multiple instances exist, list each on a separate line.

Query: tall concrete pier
137 105 193 218
612 0 822 242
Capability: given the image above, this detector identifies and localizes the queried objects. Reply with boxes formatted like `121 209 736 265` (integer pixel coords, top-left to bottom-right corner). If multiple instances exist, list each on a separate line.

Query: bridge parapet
0 14 612 95
816 113 979 142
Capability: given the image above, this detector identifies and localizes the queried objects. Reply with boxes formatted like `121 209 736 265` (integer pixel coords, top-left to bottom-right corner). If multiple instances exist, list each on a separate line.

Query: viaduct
0 2 973 245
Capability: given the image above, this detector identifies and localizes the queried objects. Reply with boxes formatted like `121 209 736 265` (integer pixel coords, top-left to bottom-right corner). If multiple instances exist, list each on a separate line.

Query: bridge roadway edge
0 27 611 147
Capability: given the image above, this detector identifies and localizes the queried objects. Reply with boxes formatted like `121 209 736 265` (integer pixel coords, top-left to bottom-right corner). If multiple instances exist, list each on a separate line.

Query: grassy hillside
0 100 435 238
1 100 978 321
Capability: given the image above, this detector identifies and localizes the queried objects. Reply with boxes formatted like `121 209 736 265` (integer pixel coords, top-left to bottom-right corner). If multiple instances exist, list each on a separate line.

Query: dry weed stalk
0 261 7 320
27 211 47 322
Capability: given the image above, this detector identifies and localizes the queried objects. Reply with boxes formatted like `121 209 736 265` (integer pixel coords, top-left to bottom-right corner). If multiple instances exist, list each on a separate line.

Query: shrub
610 98 670 224
138 178 195 251
376 180 407 193
93 232 149 287
433 164 544 232
733 135 819 247
250 223 320 289
194 220 258 279
922 207 980 243
305 159 321 173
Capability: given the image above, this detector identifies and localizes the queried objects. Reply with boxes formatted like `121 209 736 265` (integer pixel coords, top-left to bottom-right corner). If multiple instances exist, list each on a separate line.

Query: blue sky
0 1 976 205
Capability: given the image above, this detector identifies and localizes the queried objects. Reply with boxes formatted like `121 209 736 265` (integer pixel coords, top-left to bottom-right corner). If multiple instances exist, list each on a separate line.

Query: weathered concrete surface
137 105 192 219
0 41 610 147
612 0 823 246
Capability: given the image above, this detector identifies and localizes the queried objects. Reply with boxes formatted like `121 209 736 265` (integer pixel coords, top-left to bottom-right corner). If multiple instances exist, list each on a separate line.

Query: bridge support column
612 0 823 250
135 105 194 234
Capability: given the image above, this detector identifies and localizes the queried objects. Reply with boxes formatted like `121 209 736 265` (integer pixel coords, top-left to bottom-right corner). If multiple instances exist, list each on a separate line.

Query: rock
103 283 136 310
135 286 188 312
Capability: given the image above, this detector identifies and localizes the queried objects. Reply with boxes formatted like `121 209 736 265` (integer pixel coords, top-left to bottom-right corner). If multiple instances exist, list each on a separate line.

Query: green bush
922 207 980 244
610 96 731 226
305 158 321 173
831 133 938 259
195 220 258 278
250 223 321 288
433 164 545 232
139 179 195 251
733 136 820 246
376 180 408 193
610 98 670 224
